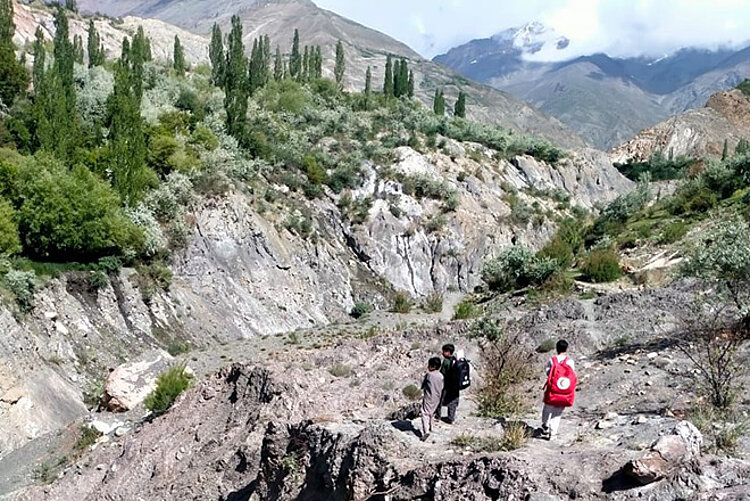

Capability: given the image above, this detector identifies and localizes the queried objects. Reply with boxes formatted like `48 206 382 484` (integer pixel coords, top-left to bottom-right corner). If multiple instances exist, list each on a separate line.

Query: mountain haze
435 23 750 148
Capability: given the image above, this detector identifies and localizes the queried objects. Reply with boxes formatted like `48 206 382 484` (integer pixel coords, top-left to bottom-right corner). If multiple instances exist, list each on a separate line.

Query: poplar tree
66 0 78 13
107 38 149 205
290 29 301 79
73 34 84 64
454 91 466 118
209 23 224 86
129 26 149 101
334 40 345 86
0 0 28 107
433 89 445 115
301 45 309 81
273 45 283 81
173 35 186 76
224 15 248 140
364 65 371 107
32 27 53 149
407 70 414 98
383 54 393 97
314 46 322 78
87 20 104 67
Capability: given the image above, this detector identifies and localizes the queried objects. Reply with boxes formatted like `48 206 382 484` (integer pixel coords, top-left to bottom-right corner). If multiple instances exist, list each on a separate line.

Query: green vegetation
615 151 696 182
580 248 622 283
390 291 412 314
453 300 478 320
481 245 557 292
144 365 192 417
737 79 750 96
350 301 371 319
74 425 101 450
402 383 421 401
328 363 352 378
422 292 443 313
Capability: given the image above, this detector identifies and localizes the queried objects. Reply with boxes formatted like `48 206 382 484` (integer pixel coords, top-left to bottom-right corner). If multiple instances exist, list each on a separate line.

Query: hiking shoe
420 433 430 442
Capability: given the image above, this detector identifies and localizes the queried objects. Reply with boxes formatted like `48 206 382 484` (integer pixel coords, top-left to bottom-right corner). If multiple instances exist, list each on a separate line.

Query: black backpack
455 358 471 390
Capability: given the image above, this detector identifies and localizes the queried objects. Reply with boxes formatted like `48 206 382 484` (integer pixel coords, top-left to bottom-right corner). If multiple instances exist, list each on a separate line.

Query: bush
580 248 622 283
350 302 371 319
658 221 688 245
402 384 421 401
75 425 101 451
328 363 352 378
477 328 536 418
453 300 478 320
481 246 558 292
17 158 141 261
391 291 412 313
4 269 35 312
144 365 192 417
422 292 443 313
535 338 556 353
0 199 20 256
681 219 750 284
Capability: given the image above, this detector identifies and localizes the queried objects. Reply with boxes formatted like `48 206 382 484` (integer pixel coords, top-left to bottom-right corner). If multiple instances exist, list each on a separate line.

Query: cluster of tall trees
209 21 331 140
382 55 413 99
433 89 467 118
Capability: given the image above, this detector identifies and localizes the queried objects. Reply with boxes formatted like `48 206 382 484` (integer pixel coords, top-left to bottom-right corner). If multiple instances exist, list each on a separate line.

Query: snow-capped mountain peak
493 21 570 57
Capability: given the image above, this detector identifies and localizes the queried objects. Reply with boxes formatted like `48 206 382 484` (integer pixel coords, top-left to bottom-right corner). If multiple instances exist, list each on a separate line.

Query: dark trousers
436 390 459 422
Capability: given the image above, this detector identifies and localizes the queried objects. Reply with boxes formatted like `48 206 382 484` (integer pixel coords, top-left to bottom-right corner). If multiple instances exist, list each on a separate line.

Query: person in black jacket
438 343 459 424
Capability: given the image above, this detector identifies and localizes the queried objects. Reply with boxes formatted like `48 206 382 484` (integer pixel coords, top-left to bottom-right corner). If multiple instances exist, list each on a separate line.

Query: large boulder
100 350 174 412
625 421 703 485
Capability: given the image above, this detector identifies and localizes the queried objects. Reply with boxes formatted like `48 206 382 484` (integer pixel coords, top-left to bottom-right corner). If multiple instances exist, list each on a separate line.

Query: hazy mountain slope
71 0 585 149
435 24 750 149
611 89 750 162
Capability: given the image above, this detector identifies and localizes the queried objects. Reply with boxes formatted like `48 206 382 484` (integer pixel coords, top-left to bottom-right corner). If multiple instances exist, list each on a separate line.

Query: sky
313 0 750 60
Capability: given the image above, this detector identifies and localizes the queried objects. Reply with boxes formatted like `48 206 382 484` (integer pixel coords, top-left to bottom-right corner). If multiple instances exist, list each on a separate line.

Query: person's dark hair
556 339 569 354
442 344 455 355
428 357 441 370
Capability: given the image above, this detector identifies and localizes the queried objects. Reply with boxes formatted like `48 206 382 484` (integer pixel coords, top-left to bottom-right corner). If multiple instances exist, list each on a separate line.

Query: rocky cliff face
0 138 630 463
611 89 750 163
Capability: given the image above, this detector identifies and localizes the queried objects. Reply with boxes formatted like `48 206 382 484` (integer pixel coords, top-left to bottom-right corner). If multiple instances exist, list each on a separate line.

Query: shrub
350 302 371 319
75 425 101 451
402 384 421 401
88 270 109 292
580 248 622 283
477 328 536 418
17 158 141 261
535 338 556 353
422 292 443 313
470 317 502 342
680 219 750 284
453 300 478 320
481 246 558 292
0 199 20 255
539 235 574 270
391 291 412 313
4 269 35 312
329 363 351 378
144 365 192 417
451 433 505 453
667 180 717 215
658 221 688 245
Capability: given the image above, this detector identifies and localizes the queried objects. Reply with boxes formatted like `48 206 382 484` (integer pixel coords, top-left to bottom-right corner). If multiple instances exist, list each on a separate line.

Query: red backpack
543 356 577 407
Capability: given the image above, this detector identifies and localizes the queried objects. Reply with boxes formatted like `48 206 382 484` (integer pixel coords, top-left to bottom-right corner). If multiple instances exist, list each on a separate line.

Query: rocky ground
3 280 748 500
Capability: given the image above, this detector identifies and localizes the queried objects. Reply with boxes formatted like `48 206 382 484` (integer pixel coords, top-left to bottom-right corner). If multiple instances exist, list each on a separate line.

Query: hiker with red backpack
540 339 577 441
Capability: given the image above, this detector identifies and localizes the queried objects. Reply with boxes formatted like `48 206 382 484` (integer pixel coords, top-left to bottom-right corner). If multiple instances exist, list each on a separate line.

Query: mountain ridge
434 23 750 149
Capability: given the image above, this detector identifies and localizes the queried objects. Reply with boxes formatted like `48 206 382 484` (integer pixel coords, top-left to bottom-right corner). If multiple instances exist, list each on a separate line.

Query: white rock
44 311 58 320
90 420 114 435
597 420 615 430
646 352 658 359
54 321 69 336
604 412 619 420
114 426 130 437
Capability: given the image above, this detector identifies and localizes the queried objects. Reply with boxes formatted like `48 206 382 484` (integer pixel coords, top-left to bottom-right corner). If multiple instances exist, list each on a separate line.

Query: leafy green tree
0 198 20 255
209 23 224 86
290 28 301 80
0 0 13 45
273 45 283 81
722 139 729 161
106 38 153 205
454 91 467 118
408 70 414 98
433 88 445 115
395 58 408 97
0 3 28 108
224 15 248 140
364 65 371 103
66 0 78 12
737 138 750 156
173 35 186 76
301 45 309 81
314 46 322 78
73 34 84 64
87 20 104 67
334 40 345 86
17 156 141 260
383 54 393 97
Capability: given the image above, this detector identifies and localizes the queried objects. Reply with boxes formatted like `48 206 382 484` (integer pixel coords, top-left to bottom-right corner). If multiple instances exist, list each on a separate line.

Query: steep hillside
68 0 585 149
434 23 750 149
611 88 750 163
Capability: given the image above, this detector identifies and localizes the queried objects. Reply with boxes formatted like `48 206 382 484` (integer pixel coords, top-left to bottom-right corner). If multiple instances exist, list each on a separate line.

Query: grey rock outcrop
625 422 703 485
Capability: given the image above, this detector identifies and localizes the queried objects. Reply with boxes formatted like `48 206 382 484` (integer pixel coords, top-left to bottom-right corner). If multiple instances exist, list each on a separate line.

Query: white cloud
313 0 750 59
